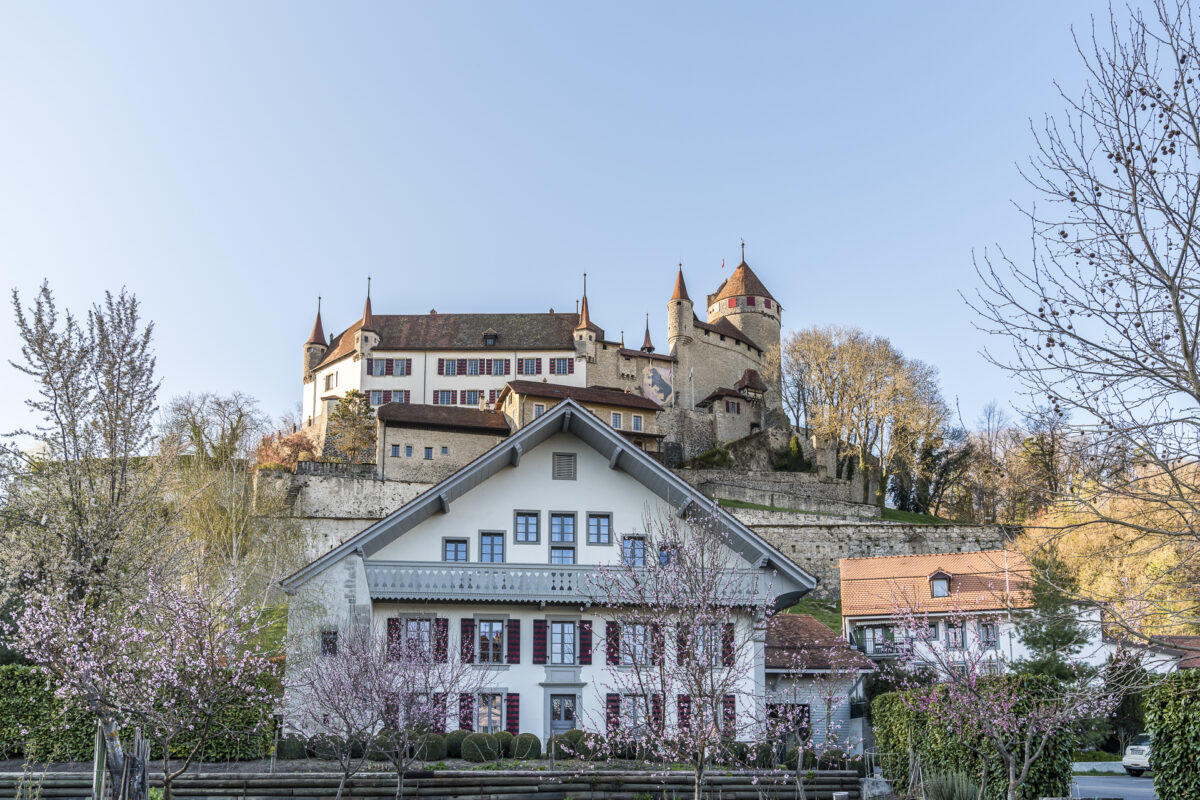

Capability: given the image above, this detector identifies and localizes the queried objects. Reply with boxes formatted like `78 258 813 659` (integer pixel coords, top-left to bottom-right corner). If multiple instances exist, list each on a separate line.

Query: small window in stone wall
391 444 400 458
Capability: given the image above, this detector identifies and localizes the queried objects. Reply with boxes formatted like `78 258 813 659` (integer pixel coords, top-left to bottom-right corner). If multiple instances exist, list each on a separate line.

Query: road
1074 774 1156 800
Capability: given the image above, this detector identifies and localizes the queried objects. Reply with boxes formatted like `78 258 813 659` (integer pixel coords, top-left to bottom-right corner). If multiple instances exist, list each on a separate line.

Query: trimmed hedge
1145 669 1200 800
872 675 1073 800
415 733 447 762
461 732 499 762
494 730 514 758
445 729 470 758
513 733 541 759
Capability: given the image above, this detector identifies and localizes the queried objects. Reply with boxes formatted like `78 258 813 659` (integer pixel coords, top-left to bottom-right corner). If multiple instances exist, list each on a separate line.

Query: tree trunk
1007 760 1018 800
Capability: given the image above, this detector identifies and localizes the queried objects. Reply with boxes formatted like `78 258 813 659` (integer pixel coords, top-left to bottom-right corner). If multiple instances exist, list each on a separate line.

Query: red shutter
606 694 621 735
507 619 521 664
366 358 374 374
458 693 474 731
485 359 493 375
404 390 411 403
549 358 556 375
728 298 736 308
385 358 394 376
437 358 445 375
579 620 593 665
567 358 574 374
651 623 664 665
677 695 691 730
722 623 735 666
504 693 520 735
606 621 621 666
405 358 413 375
535 358 542 374
433 693 447 732
504 359 511 375
457 358 467 375
723 694 736 731
651 694 664 728
459 390 466 405
677 625 691 664
433 618 448 663
517 359 524 375
460 618 475 663
747 296 755 306
532 619 548 664
386 618 401 661
488 389 497 404
433 391 440 405
382 390 392 403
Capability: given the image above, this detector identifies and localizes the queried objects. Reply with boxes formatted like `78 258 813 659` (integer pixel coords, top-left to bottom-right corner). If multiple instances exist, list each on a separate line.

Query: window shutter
385 358 394 376
579 620 593 665
532 619 547 664
458 693 473 731
488 389 496 404
506 619 521 664
605 621 621 666
504 693 520 735
386 618 401 661
433 618 449 663
723 694 736 731
460 618 475 663
366 358 374 374
722 623 735 666
651 694 664 728
517 359 524 375
677 695 691 730
504 359 511 375
677 625 691 664
485 359 493 375
535 358 542 374
549 358 556 375
437 358 445 375
433 391 440 405
605 694 620 735
404 390 411 403
433 693 447 732
567 358 574 374
383 390 392 404
457 358 467 375
651 623 664 665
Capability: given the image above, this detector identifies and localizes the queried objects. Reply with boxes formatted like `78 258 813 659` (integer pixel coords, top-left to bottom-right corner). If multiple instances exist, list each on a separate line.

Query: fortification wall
678 468 857 503
730 509 1010 599
658 407 717 465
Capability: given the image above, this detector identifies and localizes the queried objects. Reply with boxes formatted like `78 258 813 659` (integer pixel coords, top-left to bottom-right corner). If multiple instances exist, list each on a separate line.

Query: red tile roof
692 315 762 351
735 368 767 393
377 403 510 435
671 266 691 302
840 550 1033 618
1162 636 1200 669
306 305 326 347
708 260 778 306
765 614 873 672
697 387 749 407
502 380 662 411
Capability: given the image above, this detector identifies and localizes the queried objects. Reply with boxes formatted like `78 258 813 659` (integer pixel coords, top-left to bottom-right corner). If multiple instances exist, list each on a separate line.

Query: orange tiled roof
840 549 1033 618
671 267 691 302
708 261 778 306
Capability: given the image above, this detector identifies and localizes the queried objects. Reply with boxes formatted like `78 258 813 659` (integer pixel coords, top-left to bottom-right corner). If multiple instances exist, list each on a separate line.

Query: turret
666 265 694 350
303 297 328 380
705 247 781 360
641 313 655 353
355 278 380 355
573 273 603 362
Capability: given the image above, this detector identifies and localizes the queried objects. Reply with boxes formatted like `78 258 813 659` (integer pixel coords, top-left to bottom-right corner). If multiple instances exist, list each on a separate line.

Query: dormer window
482 329 499 347
930 571 951 598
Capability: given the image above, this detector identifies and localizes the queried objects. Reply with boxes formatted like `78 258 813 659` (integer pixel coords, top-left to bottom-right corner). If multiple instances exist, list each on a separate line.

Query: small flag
721 258 725 270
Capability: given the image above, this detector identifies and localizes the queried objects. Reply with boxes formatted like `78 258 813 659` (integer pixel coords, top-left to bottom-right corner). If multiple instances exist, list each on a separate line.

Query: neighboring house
282 398 817 742
839 550 1108 673
496 380 664 453
1104 634 1200 673
375 403 510 482
765 614 873 754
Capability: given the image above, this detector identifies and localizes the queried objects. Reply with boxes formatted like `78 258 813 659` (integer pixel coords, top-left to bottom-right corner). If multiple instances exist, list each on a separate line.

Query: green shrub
513 733 541 759
753 741 778 769
445 729 470 758
461 732 499 762
872 675 1073 800
0 665 94 761
494 730 514 758
415 734 447 762
275 735 308 760
925 772 981 800
1145 669 1200 800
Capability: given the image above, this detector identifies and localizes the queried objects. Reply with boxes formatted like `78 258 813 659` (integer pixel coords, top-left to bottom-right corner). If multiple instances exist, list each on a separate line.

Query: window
464 390 480 406
424 447 433 460
587 513 611 545
918 621 940 641
515 512 539 543
552 453 577 480
405 445 413 458
621 623 649 665
860 626 895 656
981 622 999 649
477 620 504 663
444 539 468 562
551 547 576 564
764 298 772 309
480 532 505 563
444 360 459 376
521 358 538 375
551 621 576 664
947 624 965 650
551 513 575 543
320 630 338 656
611 412 622 429
477 693 503 734
632 415 643 432
931 577 950 598
554 357 570 374
372 360 386 376
391 444 400 458
658 547 673 566
441 445 449 455
533 403 546 418
747 296 755 306
437 390 455 405
492 358 506 374
484 335 497 347
468 359 481 376
406 619 432 653
725 400 741 414
622 536 646 566
324 374 335 390
695 623 721 666
371 390 384 405
621 695 647 730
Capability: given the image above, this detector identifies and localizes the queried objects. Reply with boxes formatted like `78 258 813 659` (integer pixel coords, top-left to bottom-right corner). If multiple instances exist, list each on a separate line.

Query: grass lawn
784 597 843 631
879 507 954 525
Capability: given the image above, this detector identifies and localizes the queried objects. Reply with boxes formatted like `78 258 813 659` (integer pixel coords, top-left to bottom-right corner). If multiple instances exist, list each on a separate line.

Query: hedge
461 732 499 762
872 674 1073 800
1145 669 1200 800
512 733 541 759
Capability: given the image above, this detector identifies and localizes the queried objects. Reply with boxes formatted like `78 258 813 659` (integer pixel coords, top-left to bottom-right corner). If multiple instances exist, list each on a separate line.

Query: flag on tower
721 258 725 269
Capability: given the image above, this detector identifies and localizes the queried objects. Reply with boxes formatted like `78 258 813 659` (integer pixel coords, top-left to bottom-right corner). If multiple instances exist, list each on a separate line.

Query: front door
550 694 576 736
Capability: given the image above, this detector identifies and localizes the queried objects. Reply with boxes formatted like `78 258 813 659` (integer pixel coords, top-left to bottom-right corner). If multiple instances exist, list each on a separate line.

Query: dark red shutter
651 623 664 665
722 623 735 666
383 390 392 403
386 618 401 661
433 391 440 405
517 359 524 375
723 694 736 731
459 390 466 405
404 390 411 403
437 358 445 375
504 359 511 375
489 389 496 404
549 358 556 375
366 358 374 374
532 619 547 664
504 693 520 735
606 621 621 665
677 625 691 664
606 694 620 734
385 358 394 376
457 358 467 375
485 359 493 375
579 620 593 665
460 618 475 663
433 693 447 732
651 694 664 728
567 358 574 374
535 358 542 374
406 358 413 375
677 695 691 730
459 693 473 731
433 618 448 662
507 619 521 664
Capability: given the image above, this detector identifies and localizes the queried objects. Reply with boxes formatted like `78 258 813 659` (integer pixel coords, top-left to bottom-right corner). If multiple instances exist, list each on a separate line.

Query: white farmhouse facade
282 398 818 743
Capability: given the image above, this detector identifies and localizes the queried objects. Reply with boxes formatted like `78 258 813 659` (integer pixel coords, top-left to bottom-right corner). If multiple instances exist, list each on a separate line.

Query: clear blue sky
0 2 1137 433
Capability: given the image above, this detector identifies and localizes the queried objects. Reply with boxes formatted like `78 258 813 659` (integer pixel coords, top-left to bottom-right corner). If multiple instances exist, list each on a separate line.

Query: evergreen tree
327 389 376 463
1014 549 1090 679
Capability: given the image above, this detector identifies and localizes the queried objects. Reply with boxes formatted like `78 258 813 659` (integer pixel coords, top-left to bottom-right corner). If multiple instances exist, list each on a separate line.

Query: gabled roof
765 614 873 673
735 368 767 393
708 260 778 306
501 380 662 411
698 387 749 407
693 315 762 352
840 550 1032 617
282 398 817 603
377 403 510 435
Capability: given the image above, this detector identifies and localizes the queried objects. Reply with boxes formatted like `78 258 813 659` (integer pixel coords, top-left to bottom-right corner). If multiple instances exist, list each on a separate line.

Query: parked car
1123 734 1151 776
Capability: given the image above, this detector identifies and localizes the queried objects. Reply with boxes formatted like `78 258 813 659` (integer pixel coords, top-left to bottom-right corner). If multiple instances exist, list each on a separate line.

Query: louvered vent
552 452 577 481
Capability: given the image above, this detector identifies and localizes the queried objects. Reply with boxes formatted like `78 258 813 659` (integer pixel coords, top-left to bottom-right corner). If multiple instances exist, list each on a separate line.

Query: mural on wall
642 365 673 405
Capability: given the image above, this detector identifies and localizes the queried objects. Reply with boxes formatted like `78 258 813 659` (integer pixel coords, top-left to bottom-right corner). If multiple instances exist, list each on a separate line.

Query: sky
0 1 1144 435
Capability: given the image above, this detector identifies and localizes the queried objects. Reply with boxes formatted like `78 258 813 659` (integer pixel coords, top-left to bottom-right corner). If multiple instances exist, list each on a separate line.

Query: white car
1123 734 1151 776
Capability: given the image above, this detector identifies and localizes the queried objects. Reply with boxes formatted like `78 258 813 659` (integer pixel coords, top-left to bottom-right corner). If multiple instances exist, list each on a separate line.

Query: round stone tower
303 298 328 379
666 265 694 350
705 258 781 359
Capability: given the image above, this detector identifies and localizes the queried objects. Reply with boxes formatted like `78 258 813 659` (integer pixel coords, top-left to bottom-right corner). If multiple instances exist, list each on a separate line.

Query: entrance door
550 694 576 736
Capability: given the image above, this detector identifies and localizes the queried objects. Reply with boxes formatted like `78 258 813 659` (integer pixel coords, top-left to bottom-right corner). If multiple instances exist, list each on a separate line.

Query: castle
301 256 787 465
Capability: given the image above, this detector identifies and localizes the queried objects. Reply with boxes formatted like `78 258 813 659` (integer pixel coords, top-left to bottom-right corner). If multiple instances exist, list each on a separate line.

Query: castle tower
666 265 693 349
705 249 781 360
640 313 655 353
573 274 603 363
303 297 328 379
355 279 380 355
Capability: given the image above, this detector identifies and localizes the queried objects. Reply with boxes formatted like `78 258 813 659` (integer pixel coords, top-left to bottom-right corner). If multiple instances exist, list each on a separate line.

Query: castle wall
657 407 717 464
675 327 763 411
377 425 507 483
676 468 858 505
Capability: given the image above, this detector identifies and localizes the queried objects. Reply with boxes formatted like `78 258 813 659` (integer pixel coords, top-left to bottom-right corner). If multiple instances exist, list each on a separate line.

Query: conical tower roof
641 314 654 352
709 260 778 306
361 279 376 331
671 266 691 302
575 275 603 333
306 299 326 346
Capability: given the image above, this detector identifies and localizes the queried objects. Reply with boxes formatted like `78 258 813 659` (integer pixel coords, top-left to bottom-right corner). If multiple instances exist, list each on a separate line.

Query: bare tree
969 0 1200 640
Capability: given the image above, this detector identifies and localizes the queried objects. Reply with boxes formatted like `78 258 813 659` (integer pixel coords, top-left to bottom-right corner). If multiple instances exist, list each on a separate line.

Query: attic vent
552 452 577 481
